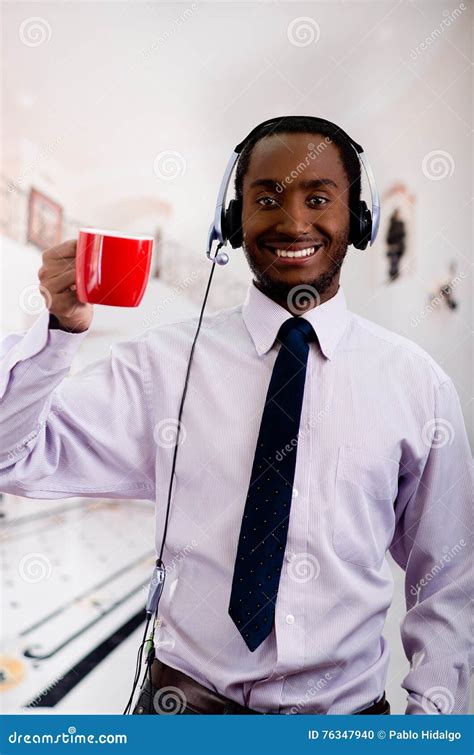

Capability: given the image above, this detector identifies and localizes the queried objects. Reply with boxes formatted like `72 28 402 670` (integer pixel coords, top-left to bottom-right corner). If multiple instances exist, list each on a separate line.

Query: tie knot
277 316 315 344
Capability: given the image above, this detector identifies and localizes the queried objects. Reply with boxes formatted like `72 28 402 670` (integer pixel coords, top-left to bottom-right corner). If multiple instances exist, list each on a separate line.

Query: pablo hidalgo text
389 730 461 741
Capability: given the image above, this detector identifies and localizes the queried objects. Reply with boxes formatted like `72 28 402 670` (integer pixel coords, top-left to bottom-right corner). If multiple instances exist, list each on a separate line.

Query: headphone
124 116 380 714
206 115 380 265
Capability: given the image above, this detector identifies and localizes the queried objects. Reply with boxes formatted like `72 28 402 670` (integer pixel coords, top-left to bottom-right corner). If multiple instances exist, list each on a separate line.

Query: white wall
2 0 472 715
3 0 471 444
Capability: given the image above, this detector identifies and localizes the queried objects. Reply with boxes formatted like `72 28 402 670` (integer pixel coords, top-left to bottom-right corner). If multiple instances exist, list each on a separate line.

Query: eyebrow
249 178 338 190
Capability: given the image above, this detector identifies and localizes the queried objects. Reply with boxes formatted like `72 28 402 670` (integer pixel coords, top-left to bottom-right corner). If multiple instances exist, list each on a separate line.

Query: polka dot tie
228 316 315 651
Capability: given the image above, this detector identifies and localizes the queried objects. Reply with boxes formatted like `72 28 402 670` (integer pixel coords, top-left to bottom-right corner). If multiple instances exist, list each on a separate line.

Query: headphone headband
207 116 380 261
234 116 364 155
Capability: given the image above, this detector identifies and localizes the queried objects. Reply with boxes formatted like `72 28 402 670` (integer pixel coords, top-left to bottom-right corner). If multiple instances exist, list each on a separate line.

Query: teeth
274 246 318 258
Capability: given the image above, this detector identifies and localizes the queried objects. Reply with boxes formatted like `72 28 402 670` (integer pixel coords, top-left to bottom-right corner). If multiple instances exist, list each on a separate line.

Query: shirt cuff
405 693 431 714
0 309 89 396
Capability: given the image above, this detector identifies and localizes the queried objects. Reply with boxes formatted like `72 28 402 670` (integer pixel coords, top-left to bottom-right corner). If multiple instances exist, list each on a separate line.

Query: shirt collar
242 281 349 360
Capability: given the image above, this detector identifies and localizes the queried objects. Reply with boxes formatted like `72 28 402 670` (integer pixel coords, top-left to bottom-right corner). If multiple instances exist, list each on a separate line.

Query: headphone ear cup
223 198 243 249
350 200 372 250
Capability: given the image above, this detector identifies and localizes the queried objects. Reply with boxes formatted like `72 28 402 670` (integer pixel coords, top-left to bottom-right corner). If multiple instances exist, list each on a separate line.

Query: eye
256 196 279 207
307 196 329 207
256 195 329 209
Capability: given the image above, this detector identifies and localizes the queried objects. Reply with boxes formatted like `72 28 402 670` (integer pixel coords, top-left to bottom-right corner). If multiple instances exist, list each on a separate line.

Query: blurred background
1 0 472 715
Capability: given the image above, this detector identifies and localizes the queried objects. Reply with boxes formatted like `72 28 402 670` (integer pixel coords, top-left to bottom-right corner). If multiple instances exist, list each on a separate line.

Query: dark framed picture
27 188 63 250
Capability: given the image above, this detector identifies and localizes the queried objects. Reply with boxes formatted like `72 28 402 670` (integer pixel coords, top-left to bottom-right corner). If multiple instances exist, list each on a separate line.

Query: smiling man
0 116 472 717
238 127 354 310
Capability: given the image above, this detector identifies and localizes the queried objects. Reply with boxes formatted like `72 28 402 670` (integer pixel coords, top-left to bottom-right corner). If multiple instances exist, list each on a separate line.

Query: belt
133 658 390 715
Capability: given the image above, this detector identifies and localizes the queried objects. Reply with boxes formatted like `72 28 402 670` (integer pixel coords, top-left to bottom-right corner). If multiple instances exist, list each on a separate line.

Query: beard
242 231 349 308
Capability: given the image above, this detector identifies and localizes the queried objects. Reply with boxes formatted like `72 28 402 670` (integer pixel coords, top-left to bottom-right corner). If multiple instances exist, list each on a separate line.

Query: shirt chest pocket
332 445 399 570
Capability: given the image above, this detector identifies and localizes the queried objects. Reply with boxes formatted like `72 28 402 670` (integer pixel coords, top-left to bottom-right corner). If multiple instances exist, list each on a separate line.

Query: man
1 117 472 716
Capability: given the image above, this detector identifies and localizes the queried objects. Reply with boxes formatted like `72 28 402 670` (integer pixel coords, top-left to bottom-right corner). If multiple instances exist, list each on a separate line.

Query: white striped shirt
1 282 472 714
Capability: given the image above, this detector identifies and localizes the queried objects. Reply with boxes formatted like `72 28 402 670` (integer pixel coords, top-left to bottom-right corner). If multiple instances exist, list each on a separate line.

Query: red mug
76 228 154 307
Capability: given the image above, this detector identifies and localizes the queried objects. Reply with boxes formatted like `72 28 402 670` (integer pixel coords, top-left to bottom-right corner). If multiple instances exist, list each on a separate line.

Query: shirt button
285 552 293 563
291 488 298 498
285 614 295 624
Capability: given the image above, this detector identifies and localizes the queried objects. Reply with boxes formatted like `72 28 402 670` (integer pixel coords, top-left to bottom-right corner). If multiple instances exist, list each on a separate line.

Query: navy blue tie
228 316 315 651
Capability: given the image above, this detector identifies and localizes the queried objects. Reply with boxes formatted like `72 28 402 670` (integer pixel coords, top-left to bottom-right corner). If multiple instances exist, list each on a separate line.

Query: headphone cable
123 243 222 714
158 244 220 564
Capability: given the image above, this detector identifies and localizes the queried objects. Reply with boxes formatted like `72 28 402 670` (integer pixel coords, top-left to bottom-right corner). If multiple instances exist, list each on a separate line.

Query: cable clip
145 559 166 616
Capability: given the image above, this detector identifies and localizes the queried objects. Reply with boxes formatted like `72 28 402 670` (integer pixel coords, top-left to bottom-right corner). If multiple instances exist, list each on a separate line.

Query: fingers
39 241 77 282
43 240 77 260
49 289 83 306
39 259 76 281
41 268 77 295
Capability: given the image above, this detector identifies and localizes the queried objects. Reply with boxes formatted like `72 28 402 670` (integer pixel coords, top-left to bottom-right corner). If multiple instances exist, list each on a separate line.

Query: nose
273 198 315 238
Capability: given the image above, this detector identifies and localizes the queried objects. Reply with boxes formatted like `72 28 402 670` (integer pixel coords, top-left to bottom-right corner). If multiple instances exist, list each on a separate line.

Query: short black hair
234 116 361 213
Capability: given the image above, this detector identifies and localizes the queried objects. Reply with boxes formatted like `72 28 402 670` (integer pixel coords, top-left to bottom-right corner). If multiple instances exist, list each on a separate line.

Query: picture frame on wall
27 188 63 251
